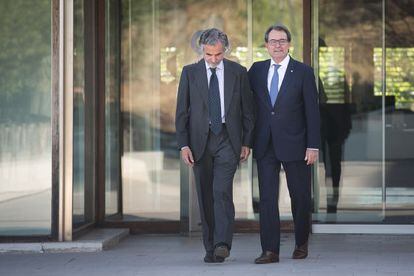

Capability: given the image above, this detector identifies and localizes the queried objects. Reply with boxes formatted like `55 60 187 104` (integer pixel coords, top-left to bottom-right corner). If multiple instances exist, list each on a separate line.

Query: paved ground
1 233 414 276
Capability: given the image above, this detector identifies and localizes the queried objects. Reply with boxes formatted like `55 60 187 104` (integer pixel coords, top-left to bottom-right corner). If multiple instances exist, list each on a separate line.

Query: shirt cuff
307 148 319 151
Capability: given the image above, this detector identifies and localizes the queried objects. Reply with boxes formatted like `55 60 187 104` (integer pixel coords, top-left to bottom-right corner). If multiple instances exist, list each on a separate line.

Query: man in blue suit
248 24 320 264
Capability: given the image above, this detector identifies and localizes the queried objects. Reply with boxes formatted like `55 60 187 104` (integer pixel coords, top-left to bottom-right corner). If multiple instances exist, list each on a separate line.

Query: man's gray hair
199 28 229 50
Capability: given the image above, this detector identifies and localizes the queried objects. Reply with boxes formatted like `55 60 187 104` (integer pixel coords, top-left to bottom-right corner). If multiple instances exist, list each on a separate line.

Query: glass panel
119 0 179 221
315 0 384 223
384 0 414 223
113 0 261 221
105 0 121 216
0 0 52 235
104 0 304 222
251 0 303 220
252 0 303 62
73 0 86 226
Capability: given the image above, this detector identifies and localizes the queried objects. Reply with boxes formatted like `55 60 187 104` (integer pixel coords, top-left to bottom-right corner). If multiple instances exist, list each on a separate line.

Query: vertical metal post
59 0 74 241
152 0 161 210
51 0 61 241
245 0 255 220
247 0 253 67
381 0 386 219
310 0 320 213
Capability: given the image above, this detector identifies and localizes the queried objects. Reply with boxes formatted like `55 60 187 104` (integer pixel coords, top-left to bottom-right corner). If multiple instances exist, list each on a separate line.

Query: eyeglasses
268 39 289 46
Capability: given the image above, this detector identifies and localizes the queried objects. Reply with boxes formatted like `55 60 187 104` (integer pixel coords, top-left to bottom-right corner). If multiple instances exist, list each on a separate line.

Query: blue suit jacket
248 57 320 161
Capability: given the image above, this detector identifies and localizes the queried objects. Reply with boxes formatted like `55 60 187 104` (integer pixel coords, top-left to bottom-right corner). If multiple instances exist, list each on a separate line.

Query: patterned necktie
270 64 281 106
208 67 222 135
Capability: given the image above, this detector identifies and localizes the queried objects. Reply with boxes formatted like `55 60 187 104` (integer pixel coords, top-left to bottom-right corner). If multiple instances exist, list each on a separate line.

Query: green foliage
374 48 414 110
0 0 51 120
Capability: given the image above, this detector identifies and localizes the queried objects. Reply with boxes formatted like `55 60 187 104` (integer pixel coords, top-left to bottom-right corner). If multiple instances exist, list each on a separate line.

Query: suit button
271 112 275 115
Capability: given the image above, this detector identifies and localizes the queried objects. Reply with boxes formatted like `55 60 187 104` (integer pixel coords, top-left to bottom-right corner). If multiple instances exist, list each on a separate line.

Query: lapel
194 59 209 110
257 59 273 111
274 57 296 110
223 59 235 116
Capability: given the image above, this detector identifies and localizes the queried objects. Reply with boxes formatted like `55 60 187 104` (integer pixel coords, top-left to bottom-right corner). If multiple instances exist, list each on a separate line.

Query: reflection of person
175 28 255 263
248 24 320 264
319 72 352 214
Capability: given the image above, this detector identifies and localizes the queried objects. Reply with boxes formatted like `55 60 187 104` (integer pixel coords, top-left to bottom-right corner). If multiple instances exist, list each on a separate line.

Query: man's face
203 42 225 68
265 30 290 63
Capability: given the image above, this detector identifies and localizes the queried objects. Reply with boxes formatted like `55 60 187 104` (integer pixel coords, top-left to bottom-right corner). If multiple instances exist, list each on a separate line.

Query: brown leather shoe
292 242 308 259
254 251 279 264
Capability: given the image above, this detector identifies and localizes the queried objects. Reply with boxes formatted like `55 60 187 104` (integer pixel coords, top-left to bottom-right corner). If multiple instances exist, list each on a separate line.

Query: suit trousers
193 125 238 253
257 140 311 253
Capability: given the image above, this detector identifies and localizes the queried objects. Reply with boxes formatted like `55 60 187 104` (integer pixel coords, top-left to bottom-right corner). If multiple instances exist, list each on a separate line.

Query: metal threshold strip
313 224 414 234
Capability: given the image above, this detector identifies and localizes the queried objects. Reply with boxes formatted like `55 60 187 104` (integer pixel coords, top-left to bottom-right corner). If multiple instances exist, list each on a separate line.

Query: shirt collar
270 55 290 68
205 60 224 72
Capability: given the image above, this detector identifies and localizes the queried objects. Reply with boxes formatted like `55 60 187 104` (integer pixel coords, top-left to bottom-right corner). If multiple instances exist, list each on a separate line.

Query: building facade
1 0 413 241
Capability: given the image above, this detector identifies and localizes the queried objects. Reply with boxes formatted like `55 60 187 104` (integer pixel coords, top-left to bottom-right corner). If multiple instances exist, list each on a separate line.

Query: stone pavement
1 233 414 276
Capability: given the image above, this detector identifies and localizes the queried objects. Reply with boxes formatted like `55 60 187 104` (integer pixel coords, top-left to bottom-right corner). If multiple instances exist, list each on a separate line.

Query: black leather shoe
204 252 215 263
214 244 230 260
292 242 308 259
254 251 279 264
204 252 225 263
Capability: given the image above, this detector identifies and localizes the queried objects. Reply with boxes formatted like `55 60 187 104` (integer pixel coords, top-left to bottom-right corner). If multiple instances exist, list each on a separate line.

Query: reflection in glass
315 0 414 224
103 0 304 221
105 0 121 217
251 0 303 219
0 0 51 235
119 0 180 220
319 41 352 214
384 0 414 223
116 0 250 221
315 0 383 222
252 0 303 63
73 0 86 226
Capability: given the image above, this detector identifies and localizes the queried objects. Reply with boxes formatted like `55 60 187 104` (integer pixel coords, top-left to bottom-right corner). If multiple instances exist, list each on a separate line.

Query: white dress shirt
206 60 225 123
267 55 290 93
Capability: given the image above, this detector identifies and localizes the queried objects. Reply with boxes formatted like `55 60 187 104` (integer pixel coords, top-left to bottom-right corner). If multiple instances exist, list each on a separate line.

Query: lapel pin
290 70 293 73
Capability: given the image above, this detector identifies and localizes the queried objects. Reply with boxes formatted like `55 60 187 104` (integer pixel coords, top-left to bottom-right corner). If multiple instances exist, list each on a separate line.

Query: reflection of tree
374 48 414 111
319 0 414 112
0 0 51 121
120 0 304 138
252 0 303 61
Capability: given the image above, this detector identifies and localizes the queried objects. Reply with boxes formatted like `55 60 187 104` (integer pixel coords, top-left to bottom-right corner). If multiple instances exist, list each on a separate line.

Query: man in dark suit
248 24 320 264
175 28 255 263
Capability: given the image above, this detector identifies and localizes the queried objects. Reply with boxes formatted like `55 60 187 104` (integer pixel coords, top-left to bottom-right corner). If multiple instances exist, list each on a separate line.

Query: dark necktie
208 67 222 135
270 64 281 106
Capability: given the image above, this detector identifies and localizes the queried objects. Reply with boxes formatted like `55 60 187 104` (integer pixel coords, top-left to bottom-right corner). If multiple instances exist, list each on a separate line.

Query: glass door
103 0 305 228
313 0 414 226
384 0 414 224
314 0 384 223
0 0 52 236
72 0 96 230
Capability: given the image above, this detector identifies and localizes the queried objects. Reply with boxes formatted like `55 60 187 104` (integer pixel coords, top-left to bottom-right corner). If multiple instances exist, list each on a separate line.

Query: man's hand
304 149 318 165
181 147 194 167
240 146 251 162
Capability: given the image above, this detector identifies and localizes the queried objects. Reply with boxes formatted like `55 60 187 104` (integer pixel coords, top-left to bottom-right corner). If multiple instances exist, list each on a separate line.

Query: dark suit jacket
248 57 320 161
176 58 255 161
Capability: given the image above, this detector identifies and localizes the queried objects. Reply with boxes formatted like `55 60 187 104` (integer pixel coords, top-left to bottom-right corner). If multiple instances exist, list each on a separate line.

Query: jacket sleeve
240 66 256 147
302 66 321 149
175 66 190 149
